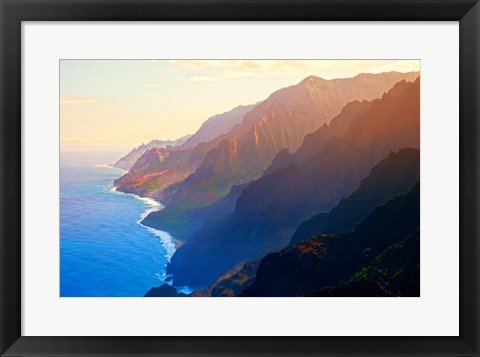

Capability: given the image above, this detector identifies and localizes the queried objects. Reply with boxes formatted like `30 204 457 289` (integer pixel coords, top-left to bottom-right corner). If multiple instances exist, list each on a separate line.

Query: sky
60 59 420 154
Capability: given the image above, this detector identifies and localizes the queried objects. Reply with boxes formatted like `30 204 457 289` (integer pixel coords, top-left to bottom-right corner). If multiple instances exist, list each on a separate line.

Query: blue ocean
60 157 180 297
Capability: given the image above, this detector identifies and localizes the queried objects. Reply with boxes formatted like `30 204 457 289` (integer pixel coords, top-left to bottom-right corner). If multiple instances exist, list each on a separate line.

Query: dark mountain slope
241 184 420 297
290 147 420 244
166 78 420 287
262 98 373 176
210 261 260 297
307 229 420 297
141 182 249 241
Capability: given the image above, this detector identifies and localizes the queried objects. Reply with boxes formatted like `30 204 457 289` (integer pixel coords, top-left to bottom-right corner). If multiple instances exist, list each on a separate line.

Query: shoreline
97 164 191 295
109 185 178 260
111 185 193 295
95 164 185 249
111 185 192 294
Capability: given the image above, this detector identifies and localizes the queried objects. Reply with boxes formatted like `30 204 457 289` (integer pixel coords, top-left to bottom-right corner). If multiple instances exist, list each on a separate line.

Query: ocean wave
154 272 167 282
107 186 176 262
136 196 162 210
138 224 176 262
175 286 194 295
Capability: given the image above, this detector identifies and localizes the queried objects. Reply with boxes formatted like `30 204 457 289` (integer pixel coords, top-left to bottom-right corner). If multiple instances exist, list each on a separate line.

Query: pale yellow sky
60 59 420 153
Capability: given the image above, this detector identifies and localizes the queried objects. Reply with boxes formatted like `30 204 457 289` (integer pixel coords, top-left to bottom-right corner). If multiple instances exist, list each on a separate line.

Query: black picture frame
1 0 479 356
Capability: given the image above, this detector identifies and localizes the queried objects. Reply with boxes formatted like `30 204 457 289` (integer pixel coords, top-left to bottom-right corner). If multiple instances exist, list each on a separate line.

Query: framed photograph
1 0 479 356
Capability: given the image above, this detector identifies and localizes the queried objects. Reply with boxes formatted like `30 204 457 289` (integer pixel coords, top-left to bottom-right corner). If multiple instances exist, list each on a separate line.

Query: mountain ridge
112 135 191 171
166 77 420 287
240 183 420 297
290 147 420 244
159 71 420 208
114 103 257 196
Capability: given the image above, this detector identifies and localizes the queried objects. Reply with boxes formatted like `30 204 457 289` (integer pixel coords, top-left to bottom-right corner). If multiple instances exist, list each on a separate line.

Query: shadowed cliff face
166 78 420 287
141 182 250 242
240 184 420 297
318 229 420 297
262 98 374 176
290 147 420 245
209 261 260 297
144 284 191 297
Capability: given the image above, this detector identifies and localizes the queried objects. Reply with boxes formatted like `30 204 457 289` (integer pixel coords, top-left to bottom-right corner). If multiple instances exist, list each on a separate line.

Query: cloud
170 60 305 72
171 60 421 83
61 136 102 142
222 70 257 79
170 60 224 70
143 83 160 89
367 60 420 74
180 61 309 82
60 94 103 105
95 105 119 109
188 75 222 83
